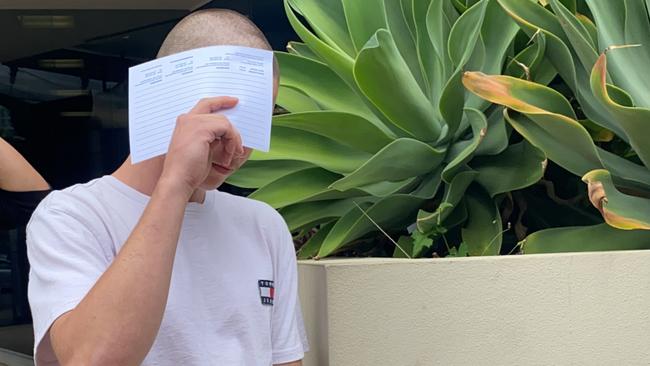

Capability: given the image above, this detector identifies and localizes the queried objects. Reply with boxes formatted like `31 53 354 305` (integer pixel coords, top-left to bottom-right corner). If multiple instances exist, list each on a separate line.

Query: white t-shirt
26 176 308 365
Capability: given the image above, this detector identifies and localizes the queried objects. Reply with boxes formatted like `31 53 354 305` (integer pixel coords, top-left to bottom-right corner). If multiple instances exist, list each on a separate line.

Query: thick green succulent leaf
583 169 650 230
505 111 650 193
522 223 650 254
586 0 650 108
543 0 577 13
497 0 629 140
297 221 336 259
452 0 468 13
276 52 378 124
286 41 321 62
317 194 426 257
481 0 520 75
276 85 321 113
330 138 445 191
463 71 650 189
598 149 650 193
497 0 566 40
314 172 442 257
357 178 421 197
341 0 386 53
284 0 355 86
442 108 487 182
472 141 546 197
414 0 444 100
548 0 598 70
384 0 427 94
474 107 509 156
287 0 355 57
354 29 441 141
578 118 615 143
461 186 502 256
249 127 371 174
248 168 341 208
227 160 314 188
443 0 461 24
463 72 602 176
409 169 445 199
505 33 556 85
273 111 393 154
400 0 417 38
448 0 489 69
590 53 650 169
426 0 452 78
462 72 576 117
505 112 601 177
439 69 465 142
417 170 477 232
282 198 376 232
575 13 597 47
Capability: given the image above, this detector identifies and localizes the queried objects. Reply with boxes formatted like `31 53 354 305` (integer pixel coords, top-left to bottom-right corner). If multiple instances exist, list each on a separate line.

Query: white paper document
128 45 274 163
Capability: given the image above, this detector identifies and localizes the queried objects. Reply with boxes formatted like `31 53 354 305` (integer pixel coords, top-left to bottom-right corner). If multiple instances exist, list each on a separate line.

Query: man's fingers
189 114 244 156
188 96 239 114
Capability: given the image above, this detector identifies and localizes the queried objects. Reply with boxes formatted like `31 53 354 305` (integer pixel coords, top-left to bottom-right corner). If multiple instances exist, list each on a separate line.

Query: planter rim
298 249 650 266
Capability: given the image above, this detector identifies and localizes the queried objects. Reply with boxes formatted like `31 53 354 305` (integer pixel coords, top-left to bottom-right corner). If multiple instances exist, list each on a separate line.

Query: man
0 137 50 229
27 9 308 366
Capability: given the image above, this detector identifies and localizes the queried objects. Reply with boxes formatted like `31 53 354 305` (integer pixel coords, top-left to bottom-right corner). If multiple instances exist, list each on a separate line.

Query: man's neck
112 156 206 203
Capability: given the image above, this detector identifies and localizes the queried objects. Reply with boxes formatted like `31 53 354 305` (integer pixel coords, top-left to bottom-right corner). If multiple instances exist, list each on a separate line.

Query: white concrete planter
298 251 650 366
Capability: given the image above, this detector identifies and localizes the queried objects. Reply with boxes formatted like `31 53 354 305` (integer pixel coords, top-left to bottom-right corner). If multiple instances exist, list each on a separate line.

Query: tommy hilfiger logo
258 280 274 306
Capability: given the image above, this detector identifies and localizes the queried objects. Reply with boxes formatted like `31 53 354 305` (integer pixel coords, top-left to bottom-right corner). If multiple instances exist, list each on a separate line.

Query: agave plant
228 0 546 258
463 0 650 253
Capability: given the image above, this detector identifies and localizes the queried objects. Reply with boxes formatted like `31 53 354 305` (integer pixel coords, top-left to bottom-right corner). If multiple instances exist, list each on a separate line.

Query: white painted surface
299 251 650 366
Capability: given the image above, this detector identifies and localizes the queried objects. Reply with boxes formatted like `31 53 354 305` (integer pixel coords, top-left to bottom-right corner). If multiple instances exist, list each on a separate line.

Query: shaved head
158 9 278 79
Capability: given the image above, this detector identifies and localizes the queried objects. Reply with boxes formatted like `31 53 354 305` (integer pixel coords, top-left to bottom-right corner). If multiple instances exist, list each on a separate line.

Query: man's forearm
51 179 191 365
0 138 49 191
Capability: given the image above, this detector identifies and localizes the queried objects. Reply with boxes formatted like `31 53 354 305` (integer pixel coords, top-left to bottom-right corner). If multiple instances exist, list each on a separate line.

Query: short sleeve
26 197 112 365
269 212 309 364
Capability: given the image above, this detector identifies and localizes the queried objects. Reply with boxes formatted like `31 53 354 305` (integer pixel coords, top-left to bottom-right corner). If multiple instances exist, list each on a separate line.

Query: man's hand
160 96 244 197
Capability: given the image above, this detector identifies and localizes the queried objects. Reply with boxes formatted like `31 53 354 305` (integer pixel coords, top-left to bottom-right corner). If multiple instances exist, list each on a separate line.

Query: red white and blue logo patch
258 279 274 306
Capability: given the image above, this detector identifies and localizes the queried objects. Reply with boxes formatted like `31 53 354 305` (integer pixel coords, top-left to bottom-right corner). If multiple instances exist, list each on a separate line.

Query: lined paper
128 45 274 163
